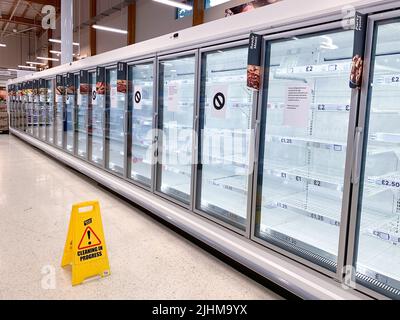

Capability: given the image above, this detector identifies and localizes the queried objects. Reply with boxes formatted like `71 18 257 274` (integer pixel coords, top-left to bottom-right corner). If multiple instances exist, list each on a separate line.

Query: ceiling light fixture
49 50 76 56
37 56 59 62
26 61 45 65
49 38 80 46
0 43 6 47
18 65 36 70
153 0 193 10
92 24 128 34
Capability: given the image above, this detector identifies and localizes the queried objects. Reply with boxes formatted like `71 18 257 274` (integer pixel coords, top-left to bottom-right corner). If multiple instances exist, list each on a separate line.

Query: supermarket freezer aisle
0 134 281 300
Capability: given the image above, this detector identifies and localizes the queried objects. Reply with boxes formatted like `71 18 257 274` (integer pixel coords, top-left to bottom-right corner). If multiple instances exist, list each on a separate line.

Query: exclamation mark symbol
87 230 91 245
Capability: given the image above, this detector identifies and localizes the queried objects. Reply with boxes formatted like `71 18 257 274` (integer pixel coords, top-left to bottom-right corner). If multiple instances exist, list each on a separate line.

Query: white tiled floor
0 134 282 300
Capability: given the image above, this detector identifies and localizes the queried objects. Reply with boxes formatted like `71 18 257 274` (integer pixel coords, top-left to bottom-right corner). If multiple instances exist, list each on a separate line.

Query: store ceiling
0 0 60 38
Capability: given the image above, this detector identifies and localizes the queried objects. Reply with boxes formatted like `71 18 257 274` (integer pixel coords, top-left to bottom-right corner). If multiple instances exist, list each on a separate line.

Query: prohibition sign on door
211 84 228 119
133 85 142 110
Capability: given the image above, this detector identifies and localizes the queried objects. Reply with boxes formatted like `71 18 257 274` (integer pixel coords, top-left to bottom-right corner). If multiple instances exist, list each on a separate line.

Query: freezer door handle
351 127 363 185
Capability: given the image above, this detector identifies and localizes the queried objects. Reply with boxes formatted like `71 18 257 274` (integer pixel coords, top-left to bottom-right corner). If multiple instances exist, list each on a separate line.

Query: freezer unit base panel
9 128 369 300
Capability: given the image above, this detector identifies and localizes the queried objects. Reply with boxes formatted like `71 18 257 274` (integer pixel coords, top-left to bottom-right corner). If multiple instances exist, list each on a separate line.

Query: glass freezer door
39 93 46 140
157 55 196 204
105 68 125 175
32 96 39 138
196 46 254 230
76 76 88 158
46 80 55 144
27 100 33 135
64 76 76 153
89 72 104 166
128 62 154 186
354 19 400 298
255 29 355 270
55 94 63 148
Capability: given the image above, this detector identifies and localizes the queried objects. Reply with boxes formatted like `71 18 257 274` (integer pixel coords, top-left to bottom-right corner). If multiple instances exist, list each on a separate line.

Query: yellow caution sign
61 201 110 286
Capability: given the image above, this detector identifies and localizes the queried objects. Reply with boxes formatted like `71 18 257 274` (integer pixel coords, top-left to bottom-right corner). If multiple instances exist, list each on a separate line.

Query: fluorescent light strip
26 61 45 65
18 65 36 70
50 50 77 56
49 38 80 46
0 43 6 47
37 56 59 62
153 0 193 10
92 24 128 34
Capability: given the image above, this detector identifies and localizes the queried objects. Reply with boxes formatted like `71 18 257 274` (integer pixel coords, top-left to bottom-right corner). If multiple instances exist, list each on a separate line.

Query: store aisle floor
0 134 282 300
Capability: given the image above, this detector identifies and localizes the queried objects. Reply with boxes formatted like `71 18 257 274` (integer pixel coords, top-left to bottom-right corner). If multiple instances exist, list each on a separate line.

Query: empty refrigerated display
355 19 400 297
157 55 196 204
64 74 76 153
196 45 254 230
46 79 55 143
76 72 88 158
254 29 355 269
105 67 125 175
38 81 47 140
128 62 154 186
89 71 104 166
32 82 39 139
55 76 64 148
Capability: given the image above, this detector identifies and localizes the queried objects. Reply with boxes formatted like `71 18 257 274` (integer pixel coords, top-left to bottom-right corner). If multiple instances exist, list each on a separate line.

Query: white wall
0 34 35 69
135 0 192 43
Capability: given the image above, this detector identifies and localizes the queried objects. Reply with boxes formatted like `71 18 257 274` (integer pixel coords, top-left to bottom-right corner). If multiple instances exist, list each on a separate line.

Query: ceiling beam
27 0 60 7
0 14 41 28
193 0 204 26
127 2 135 46
89 0 97 56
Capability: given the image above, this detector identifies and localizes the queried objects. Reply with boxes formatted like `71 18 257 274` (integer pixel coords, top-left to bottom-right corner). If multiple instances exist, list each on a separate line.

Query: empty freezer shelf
262 192 342 227
265 134 346 151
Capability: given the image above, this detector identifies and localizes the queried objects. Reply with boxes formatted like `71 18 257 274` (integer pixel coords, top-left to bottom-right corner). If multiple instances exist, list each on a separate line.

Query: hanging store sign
66 73 75 105
95 67 105 106
27 81 33 103
61 200 110 286
33 80 39 103
247 33 262 91
115 62 127 108
79 70 89 107
349 12 367 89
283 85 311 128
39 79 47 103
56 75 65 103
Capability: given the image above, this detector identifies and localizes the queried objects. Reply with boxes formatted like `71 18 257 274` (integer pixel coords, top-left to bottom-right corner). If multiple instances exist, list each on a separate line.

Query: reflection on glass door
355 19 400 298
46 80 54 143
157 55 196 204
196 46 254 230
255 29 355 269
89 72 104 166
129 62 154 186
105 68 125 175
